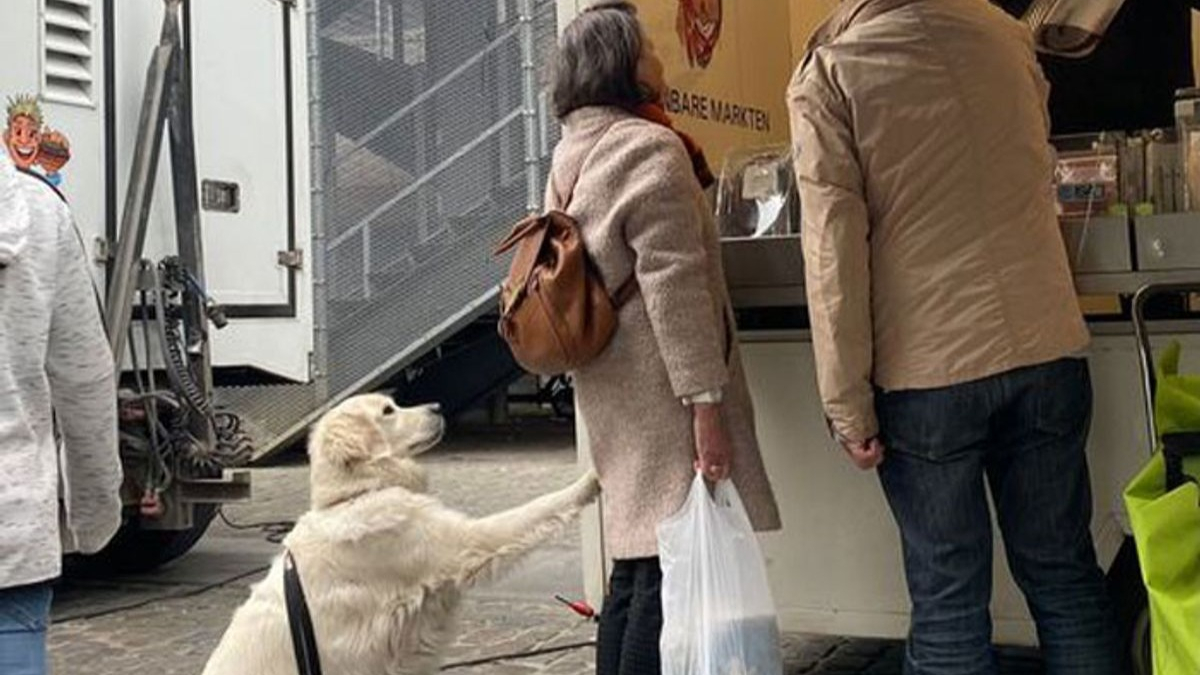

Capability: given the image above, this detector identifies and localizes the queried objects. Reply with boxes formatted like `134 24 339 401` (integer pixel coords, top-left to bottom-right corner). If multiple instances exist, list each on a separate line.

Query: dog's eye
382 405 396 416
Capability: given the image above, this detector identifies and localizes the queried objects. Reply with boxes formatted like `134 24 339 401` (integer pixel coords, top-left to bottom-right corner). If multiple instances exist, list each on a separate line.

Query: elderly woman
548 3 781 673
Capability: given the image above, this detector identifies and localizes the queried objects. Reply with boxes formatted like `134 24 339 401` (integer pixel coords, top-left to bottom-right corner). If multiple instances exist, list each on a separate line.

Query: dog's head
308 394 444 507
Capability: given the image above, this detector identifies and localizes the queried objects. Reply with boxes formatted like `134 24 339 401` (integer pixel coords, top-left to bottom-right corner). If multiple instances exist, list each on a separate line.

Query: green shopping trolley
1124 283 1200 675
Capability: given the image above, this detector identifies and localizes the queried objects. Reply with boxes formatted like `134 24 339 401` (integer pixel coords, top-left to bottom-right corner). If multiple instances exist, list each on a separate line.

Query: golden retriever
202 394 600 675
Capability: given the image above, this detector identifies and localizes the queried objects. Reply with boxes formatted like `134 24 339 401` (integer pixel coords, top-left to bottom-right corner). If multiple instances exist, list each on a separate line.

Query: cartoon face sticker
5 96 43 171
676 0 723 69
4 95 71 184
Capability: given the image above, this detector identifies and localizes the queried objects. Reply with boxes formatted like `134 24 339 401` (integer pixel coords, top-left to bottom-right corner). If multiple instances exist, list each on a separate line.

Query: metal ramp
218 0 558 461
216 287 508 461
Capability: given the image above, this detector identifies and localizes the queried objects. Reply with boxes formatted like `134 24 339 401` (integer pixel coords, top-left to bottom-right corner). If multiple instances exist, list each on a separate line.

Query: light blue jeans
0 582 53 675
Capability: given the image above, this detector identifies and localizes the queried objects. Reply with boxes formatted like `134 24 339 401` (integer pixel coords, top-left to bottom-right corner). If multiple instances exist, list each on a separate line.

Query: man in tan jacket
789 1 1116 673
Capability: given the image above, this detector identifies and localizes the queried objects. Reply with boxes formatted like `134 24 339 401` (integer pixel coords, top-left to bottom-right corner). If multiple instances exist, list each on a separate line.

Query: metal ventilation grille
42 0 95 106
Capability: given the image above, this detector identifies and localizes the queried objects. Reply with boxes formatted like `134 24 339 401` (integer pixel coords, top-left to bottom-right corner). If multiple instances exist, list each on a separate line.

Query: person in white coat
0 144 122 674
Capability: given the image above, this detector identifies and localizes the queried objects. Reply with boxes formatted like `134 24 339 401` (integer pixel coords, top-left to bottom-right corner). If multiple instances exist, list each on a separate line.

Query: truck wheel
1109 536 1152 675
63 504 217 578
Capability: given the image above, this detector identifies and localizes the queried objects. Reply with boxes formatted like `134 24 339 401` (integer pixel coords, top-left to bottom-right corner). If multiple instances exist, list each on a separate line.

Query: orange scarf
633 102 716 190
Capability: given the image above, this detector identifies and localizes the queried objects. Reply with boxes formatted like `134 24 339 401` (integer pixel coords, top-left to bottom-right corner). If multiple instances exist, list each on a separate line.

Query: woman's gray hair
551 1 654 120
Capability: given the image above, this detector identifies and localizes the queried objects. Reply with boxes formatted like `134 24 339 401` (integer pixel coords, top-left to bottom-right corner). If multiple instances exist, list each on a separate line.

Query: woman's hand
692 402 732 481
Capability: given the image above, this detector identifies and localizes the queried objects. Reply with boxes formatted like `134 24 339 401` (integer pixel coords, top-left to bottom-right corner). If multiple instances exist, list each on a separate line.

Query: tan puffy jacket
788 0 1088 441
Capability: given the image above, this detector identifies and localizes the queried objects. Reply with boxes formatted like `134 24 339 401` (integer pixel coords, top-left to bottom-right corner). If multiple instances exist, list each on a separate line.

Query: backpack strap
16 167 68 204
612 275 639 308
6 168 108 333
283 549 323 675
551 122 644 304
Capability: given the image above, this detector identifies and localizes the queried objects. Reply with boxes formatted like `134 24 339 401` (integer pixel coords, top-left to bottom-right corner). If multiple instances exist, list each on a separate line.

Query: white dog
202 394 600 675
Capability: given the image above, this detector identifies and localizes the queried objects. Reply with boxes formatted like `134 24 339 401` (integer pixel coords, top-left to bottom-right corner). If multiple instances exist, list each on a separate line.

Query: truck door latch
277 249 304 270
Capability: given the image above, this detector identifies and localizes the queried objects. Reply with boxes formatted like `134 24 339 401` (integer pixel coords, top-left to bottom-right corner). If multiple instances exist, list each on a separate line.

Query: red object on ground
554 594 598 621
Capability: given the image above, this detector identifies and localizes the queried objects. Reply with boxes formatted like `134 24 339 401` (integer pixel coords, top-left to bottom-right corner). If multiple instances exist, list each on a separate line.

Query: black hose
150 266 211 417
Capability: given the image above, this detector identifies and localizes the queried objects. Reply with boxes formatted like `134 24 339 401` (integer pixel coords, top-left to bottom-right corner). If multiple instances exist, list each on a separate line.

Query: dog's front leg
443 471 600 587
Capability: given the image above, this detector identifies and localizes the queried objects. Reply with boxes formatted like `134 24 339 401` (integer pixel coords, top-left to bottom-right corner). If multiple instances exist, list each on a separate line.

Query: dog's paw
571 470 601 506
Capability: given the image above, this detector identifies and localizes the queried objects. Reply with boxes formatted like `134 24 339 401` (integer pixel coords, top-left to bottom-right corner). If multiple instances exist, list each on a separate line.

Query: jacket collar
801 0 923 70
562 106 632 137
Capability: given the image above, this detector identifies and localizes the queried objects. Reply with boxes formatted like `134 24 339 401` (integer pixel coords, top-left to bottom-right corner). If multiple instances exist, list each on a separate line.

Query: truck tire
63 504 217 578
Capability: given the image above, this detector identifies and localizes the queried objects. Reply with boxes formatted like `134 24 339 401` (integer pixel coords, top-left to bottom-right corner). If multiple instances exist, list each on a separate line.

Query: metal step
220 197 519 463
387 320 523 416
214 382 321 461
224 285 502 464
215 0 561 463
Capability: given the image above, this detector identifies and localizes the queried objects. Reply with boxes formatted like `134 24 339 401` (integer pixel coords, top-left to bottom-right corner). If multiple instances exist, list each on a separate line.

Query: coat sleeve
606 125 728 399
789 58 878 442
47 208 122 555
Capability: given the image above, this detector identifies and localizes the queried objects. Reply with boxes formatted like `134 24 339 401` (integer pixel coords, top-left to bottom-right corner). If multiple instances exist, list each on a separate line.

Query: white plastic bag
657 474 783 675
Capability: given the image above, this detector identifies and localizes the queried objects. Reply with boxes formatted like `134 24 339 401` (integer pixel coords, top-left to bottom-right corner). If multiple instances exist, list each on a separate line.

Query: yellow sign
790 0 839 65
630 0 794 169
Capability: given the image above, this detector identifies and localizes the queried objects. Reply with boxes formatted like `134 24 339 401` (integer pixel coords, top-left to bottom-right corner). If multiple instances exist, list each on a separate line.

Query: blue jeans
0 582 53 675
876 358 1116 675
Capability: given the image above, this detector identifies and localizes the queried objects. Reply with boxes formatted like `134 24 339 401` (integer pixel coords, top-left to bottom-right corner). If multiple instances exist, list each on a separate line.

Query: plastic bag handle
712 478 756 531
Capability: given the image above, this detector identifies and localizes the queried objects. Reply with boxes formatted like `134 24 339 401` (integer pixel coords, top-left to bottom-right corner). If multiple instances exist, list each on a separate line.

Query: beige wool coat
551 106 781 559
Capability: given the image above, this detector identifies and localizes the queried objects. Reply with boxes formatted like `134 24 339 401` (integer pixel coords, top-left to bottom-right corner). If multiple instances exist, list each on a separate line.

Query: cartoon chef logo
5 95 43 171
676 0 722 69
5 94 71 186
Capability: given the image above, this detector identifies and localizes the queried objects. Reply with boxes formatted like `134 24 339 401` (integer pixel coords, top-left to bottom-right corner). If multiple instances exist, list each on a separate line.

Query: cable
217 508 296 544
439 639 596 670
128 301 172 492
53 565 271 624
150 265 211 417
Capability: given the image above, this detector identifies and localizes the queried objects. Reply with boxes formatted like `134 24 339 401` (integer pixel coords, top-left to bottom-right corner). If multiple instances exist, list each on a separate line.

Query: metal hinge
277 249 304 270
94 237 114 265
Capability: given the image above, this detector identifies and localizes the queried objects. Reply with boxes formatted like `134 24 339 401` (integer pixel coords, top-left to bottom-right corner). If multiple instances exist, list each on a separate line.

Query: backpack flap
496 214 550 315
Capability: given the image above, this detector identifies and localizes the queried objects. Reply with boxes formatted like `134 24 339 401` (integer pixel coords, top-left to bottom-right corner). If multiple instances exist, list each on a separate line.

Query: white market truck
0 0 564 572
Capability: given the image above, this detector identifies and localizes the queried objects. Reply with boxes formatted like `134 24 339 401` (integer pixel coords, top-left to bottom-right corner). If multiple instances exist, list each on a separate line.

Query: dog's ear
310 413 382 467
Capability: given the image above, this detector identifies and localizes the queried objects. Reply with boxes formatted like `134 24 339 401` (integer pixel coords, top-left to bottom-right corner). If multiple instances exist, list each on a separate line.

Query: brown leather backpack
494 133 636 376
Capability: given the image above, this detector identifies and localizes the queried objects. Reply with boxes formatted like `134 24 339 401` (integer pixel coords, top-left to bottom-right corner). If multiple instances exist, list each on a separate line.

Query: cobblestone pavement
48 424 1043 675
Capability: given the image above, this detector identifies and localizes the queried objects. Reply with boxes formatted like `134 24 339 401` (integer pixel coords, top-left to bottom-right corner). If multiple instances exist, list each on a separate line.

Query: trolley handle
1160 432 1200 492
1131 283 1200 449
